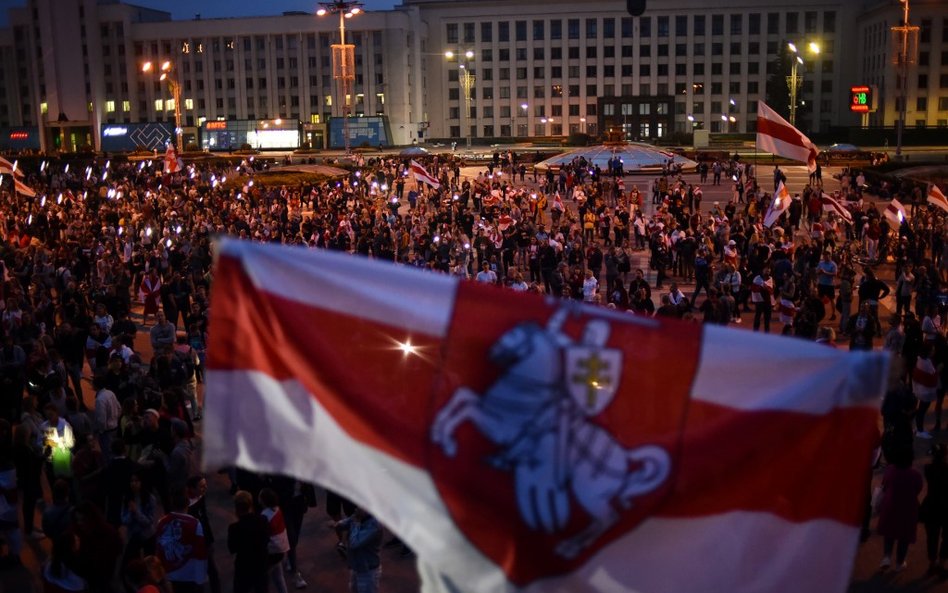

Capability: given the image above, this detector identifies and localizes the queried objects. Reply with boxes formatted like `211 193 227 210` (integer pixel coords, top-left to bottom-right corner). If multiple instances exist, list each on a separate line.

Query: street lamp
142 60 183 149
446 49 476 148
787 41 820 128
580 117 587 134
891 0 919 159
317 1 364 154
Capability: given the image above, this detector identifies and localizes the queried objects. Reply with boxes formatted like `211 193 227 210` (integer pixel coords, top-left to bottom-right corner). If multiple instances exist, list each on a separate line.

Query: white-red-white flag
756 101 820 172
763 181 792 227
205 239 887 593
928 184 948 214
163 144 183 174
411 160 440 189
0 156 24 178
884 198 907 228
13 178 36 198
821 192 854 225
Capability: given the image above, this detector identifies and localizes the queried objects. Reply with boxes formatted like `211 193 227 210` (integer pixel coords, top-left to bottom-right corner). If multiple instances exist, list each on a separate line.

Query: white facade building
0 0 944 150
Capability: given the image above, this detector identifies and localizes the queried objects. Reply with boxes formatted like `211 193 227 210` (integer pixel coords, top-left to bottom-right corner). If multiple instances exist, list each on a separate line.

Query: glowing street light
317 1 364 154
142 61 183 148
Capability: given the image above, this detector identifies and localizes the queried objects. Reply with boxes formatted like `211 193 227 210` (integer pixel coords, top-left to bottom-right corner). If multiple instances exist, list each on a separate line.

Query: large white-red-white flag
821 192 854 225
206 239 887 593
884 198 907 228
410 160 440 189
756 101 820 172
763 180 792 227
928 184 948 214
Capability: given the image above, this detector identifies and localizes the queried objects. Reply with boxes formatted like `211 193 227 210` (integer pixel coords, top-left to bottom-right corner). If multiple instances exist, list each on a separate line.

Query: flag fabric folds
410 160 441 189
821 193 854 225
756 101 820 172
13 178 36 198
763 181 791 228
164 144 183 174
928 184 948 214
206 239 887 593
0 156 23 178
884 198 907 228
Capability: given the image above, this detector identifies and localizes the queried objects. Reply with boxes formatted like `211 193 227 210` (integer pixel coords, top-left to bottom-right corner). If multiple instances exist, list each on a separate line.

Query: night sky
0 0 400 25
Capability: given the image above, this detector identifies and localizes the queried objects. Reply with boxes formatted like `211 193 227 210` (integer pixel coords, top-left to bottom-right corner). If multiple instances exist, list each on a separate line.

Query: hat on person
728 240 736 246
143 408 160 419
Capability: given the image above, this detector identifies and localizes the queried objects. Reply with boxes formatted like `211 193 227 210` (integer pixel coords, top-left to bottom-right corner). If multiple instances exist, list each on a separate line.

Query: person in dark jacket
922 443 948 575
227 490 269 593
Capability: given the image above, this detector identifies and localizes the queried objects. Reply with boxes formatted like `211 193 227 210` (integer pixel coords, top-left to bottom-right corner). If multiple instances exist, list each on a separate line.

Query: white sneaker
880 556 892 569
918 431 933 439
293 573 308 589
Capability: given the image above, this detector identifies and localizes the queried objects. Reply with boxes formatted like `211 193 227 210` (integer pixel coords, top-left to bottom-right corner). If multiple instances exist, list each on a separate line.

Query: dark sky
0 0 401 26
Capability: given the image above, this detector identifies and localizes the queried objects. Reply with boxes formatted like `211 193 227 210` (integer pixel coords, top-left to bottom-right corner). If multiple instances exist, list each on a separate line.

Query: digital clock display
850 86 872 113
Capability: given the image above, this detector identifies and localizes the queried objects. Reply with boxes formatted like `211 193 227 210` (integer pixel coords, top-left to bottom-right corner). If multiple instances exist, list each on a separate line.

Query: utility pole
891 0 918 159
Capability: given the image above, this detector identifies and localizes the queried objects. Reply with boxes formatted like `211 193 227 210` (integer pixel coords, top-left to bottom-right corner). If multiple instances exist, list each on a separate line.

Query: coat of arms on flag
205 240 890 593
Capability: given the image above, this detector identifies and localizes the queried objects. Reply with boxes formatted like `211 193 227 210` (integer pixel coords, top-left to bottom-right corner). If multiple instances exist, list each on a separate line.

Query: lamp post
786 41 820 128
891 0 918 159
446 50 475 148
142 60 183 149
580 117 587 134
317 1 363 155
520 102 528 138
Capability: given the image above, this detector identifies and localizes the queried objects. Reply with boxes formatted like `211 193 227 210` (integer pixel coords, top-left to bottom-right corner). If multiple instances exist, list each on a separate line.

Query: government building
0 0 943 151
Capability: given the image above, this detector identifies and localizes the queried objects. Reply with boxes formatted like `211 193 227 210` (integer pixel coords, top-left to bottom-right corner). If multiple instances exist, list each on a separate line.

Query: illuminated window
122 100 130 112
325 96 332 106
105 100 116 113
376 93 385 105
88 102 94 112
165 99 175 110
310 114 320 124
40 102 48 114
155 99 164 111
184 98 194 109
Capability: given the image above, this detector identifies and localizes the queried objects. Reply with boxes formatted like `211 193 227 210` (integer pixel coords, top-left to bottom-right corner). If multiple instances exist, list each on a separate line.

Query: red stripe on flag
756 117 816 157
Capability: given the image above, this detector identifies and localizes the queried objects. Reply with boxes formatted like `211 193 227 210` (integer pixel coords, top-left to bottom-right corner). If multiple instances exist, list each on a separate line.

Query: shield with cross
564 345 623 417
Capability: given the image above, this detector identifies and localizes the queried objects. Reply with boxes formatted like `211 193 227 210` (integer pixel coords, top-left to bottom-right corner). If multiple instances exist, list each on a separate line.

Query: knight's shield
564 346 622 416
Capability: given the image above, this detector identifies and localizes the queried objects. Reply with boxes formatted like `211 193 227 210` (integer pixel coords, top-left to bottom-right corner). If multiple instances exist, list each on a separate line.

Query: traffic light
627 0 646 16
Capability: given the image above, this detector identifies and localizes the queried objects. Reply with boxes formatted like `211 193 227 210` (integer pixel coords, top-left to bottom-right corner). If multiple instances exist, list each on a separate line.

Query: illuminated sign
102 126 128 137
205 121 227 130
850 86 872 113
8 132 28 140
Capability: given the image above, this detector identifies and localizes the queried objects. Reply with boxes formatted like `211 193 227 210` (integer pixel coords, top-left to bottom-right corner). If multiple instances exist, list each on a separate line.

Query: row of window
466 41 830 63
457 60 830 81
916 97 948 111
446 11 836 44
132 31 384 58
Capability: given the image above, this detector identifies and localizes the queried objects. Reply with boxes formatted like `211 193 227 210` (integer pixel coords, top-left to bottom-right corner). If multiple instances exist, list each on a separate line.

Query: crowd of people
0 143 940 591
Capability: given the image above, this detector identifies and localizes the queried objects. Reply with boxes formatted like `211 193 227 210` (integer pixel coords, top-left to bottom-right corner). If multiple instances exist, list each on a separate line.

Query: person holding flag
763 182 792 228
756 101 820 172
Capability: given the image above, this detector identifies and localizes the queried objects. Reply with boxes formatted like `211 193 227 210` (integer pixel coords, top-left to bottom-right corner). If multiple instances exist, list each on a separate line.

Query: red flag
928 184 948 214
410 159 440 189
821 192 854 225
206 240 887 593
756 101 820 172
164 144 183 174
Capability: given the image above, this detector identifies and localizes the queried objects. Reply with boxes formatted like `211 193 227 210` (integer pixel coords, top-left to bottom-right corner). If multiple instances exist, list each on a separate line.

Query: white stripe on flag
411 160 441 189
692 325 887 413
217 238 458 338
206 368 867 593
928 185 948 214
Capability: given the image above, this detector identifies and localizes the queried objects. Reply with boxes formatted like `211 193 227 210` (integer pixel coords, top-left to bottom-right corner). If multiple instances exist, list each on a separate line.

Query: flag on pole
0 156 23 178
763 181 792 227
410 160 441 189
884 198 907 228
928 184 948 214
206 239 887 593
13 178 36 198
821 193 854 225
756 101 820 172
163 144 183 174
